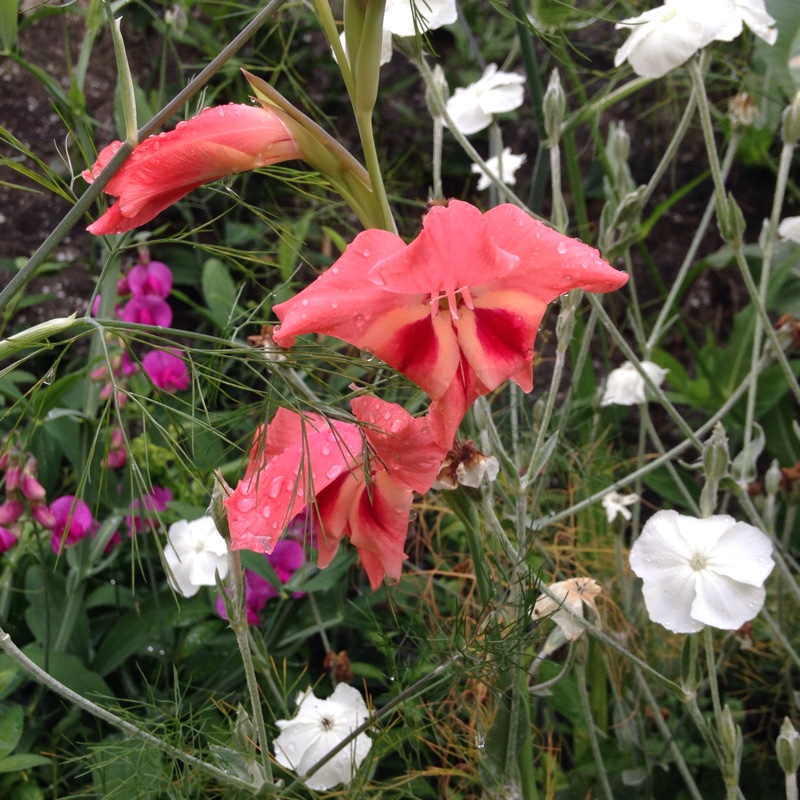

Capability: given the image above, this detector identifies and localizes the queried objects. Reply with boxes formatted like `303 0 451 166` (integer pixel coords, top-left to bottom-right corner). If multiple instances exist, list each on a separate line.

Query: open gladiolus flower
225 397 446 589
273 201 628 446
83 104 301 235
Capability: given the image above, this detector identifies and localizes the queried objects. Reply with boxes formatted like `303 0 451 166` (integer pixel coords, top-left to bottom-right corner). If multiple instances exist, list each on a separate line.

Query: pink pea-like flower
119 295 173 328
0 498 24 526
127 486 173 536
0 526 18 553
127 261 173 298
50 496 94 554
142 348 190 392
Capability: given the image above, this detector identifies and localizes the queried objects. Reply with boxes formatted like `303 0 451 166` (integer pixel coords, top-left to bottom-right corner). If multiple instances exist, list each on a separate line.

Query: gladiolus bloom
225 397 446 589
84 104 302 235
273 201 628 446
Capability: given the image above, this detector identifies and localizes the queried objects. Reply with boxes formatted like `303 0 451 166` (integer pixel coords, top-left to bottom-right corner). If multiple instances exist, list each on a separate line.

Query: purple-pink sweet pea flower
217 540 306 626
143 349 190 393
127 262 173 298
50 496 95 554
0 498 24 526
119 295 173 328
0 526 17 553
127 487 173 536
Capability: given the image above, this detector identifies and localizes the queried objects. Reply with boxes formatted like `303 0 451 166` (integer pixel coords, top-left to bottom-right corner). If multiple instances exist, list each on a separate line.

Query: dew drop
301 298 309 306
321 445 331 456
409 508 418 521
362 249 371 258
390 419 403 433
331 266 340 275
43 367 56 385
268 477 285 498
354 314 365 326
326 465 342 479
562 274 573 282
261 506 272 519
557 242 568 255
331 301 339 309
360 349 375 362
236 496 256 512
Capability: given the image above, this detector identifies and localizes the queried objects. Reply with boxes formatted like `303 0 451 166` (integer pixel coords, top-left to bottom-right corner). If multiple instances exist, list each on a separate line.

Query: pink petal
351 396 447 493
483 204 629 301
314 472 360 568
367 200 519 296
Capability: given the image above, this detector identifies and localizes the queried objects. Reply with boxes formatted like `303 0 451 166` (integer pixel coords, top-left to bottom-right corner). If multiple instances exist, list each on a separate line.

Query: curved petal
351 396 447 493
454 289 546 392
427 360 488 449
368 201 519 296
383 0 458 36
348 471 412 589
691 572 766 630
483 205 628 301
629 510 699 580
273 229 409 347
444 89 493 135
315 472 360 568
706 522 774 586
639 565 702 634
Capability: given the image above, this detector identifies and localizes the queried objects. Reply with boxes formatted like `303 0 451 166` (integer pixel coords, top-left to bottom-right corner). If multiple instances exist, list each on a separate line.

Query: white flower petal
164 516 228 597
445 89 494 135
778 217 800 243
471 149 527 191
383 0 458 38
629 510 696 578
705 522 774 585
444 64 526 135
601 361 668 406
639 564 703 633
690 570 766 629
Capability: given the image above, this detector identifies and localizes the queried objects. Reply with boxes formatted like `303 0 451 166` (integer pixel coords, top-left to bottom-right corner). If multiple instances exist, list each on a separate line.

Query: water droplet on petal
360 349 374 362
261 506 272 519
301 298 309 306
326 465 342 479
354 314 365 326
321 445 331 456
268 477 285 498
331 301 338 309
557 242 568 255
562 274 573 282
390 419 403 433
362 249 371 258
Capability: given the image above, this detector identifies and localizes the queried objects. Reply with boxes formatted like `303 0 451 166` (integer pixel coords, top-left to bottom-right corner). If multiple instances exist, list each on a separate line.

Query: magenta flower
50 496 94 554
0 499 24 526
217 540 306 625
119 295 173 328
127 261 173 298
142 348 190 392
0 526 17 553
127 486 173 535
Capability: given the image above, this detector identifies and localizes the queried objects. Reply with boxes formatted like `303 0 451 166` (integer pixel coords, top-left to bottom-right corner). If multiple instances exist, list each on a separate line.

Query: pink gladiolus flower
127 486 173 535
83 104 302 235
127 261 173 298
142 348 190 392
217 539 306 625
119 295 173 328
50 496 94 553
225 397 446 590
0 526 17 553
273 201 629 447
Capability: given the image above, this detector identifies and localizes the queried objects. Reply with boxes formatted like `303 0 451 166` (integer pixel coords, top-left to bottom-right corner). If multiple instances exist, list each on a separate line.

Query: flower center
690 554 707 572
320 716 334 731
429 285 475 321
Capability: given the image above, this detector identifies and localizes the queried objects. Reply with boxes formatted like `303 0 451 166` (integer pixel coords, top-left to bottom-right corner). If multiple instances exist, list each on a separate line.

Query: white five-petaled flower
614 0 777 80
778 216 800 243
532 577 602 641
164 516 229 598
629 510 775 634
445 64 526 135
274 683 372 790
602 491 639 524
601 361 668 406
471 148 527 191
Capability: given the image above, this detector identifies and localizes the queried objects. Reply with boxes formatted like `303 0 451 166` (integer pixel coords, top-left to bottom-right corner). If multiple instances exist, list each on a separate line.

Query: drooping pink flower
119 295 173 328
273 201 629 447
0 498 24 526
83 104 302 235
127 486 173 535
142 348 190 392
127 261 173 298
216 539 306 625
50 496 95 554
0 526 18 553
225 397 446 589
105 427 127 469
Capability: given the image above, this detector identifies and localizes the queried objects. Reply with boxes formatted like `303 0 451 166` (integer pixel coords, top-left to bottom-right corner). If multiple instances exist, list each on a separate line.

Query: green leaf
91 736 165 799
0 0 19 51
0 705 23 759
0 753 51 773
21 645 113 700
202 258 239 330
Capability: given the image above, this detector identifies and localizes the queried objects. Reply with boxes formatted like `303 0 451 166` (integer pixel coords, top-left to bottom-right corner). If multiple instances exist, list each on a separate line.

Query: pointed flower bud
777 717 800 776
543 68 566 144
782 90 800 146
0 499 24 526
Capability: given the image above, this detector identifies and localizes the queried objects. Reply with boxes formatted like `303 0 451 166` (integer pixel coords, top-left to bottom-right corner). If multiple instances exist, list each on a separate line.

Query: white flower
164 517 229 598
778 216 800 243
532 577 602 641
613 0 741 79
629 510 774 634
274 684 372 790
471 148 527 191
602 491 639 523
445 64 526 135
715 0 778 45
600 361 668 406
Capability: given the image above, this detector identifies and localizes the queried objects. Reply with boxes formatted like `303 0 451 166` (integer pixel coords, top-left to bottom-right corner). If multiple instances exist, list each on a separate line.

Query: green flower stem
0 0 290 313
703 627 723 722
744 137 796 449
313 0 356 101
761 608 800 670
355 110 396 233
562 76 652 135
0 628 262 793
634 668 704 800
515 670 540 800
529 351 767 531
443 489 492 607
575 639 613 800
688 58 800 407
226 548 273 784
647 134 739 351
